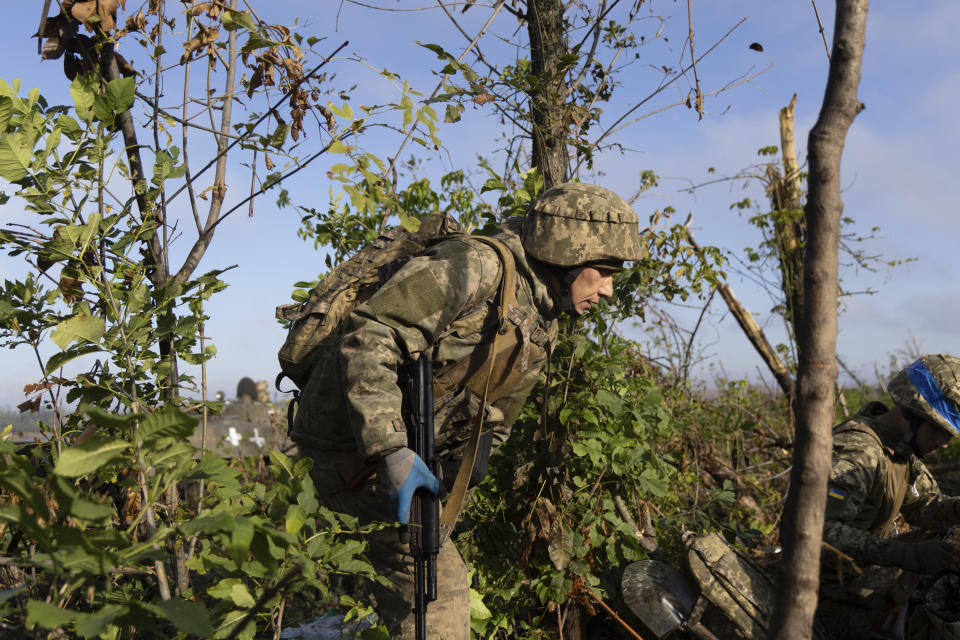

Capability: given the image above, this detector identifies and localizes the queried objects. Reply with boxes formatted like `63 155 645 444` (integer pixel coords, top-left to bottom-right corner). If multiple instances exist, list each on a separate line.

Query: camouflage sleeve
900 458 960 528
822 431 898 568
340 239 503 459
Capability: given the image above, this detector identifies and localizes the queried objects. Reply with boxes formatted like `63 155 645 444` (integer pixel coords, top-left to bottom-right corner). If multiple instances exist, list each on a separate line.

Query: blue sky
1 1 958 407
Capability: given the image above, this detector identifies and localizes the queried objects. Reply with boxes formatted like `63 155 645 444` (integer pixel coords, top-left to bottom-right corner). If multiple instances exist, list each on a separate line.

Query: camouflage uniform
293 183 642 638
820 403 956 593
817 354 960 639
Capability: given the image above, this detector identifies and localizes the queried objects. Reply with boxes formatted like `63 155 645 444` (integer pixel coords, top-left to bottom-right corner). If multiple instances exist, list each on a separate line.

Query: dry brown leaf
125 9 146 31
281 57 302 78
472 93 495 105
264 154 275 171
246 66 263 97
97 0 122 31
115 52 137 77
17 397 41 415
269 24 290 42
71 1 98 27
206 1 223 19
42 37 65 61
180 23 219 65
190 3 212 17
36 13 67 38
212 177 227 201
318 105 335 131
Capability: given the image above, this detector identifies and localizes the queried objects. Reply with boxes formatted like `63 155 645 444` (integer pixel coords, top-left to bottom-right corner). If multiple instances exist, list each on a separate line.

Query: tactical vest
289 234 554 454
833 420 910 537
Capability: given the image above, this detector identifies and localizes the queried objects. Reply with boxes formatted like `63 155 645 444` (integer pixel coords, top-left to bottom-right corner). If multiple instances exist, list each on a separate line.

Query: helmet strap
558 267 586 316
903 409 928 457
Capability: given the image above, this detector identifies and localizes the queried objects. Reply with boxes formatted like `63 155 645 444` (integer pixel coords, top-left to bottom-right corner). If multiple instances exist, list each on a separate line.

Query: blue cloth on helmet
906 359 960 436
379 451 440 524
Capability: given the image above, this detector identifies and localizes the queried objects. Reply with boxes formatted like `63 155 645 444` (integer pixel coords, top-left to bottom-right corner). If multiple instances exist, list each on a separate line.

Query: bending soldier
817 354 960 639
291 183 644 638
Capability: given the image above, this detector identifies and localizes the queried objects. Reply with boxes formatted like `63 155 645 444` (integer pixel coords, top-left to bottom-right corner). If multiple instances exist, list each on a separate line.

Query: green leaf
0 96 13 132
75 605 125 638
53 437 130 478
444 103 463 124
57 114 82 139
26 599 77 629
401 95 413 129
230 582 256 608
328 139 350 154
469 588 491 620
480 177 505 194
93 96 113 122
418 42 453 60
44 344 102 375
180 510 237 537
229 517 254 566
269 450 294 478
56 476 114 522
0 503 48 544
269 122 289 149
105 77 135 114
0 585 25 604
50 314 105 350
146 599 215 637
208 577 241 601
0 132 33 181
70 75 97 123
285 503 306 534
81 404 144 430
136 408 198 443
222 9 257 32
0 468 49 521
328 102 354 120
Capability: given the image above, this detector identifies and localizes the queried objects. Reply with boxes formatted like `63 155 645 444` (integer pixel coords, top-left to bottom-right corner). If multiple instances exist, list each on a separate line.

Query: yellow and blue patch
827 487 846 501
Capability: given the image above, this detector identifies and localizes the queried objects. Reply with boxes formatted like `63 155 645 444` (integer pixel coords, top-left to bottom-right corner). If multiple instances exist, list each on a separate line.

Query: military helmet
888 354 960 437
521 182 644 267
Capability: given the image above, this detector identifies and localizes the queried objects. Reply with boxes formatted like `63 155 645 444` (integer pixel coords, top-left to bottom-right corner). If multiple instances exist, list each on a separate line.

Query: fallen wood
686 225 795 403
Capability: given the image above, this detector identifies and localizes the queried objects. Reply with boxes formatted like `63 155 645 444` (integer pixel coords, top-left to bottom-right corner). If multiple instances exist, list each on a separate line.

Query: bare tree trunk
527 0 569 188
772 95 806 345
770 2 868 638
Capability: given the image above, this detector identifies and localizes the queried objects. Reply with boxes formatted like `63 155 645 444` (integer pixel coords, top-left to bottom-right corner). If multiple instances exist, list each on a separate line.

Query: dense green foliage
0 2 904 639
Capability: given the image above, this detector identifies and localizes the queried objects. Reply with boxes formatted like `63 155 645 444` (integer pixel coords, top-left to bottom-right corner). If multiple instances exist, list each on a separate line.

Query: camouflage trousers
305 448 470 640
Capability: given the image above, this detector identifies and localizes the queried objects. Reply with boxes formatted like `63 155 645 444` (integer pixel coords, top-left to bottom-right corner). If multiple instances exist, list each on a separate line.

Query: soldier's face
569 267 616 315
914 421 953 457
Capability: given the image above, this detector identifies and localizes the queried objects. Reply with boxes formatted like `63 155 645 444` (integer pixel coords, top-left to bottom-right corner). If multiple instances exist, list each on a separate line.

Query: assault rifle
402 354 439 640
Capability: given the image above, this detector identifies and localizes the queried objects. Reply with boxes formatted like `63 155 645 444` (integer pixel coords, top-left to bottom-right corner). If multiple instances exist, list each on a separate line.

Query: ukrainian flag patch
827 487 846 501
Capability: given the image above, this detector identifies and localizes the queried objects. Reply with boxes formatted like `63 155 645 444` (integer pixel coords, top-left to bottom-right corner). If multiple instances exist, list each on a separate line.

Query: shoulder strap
464 235 517 326
438 235 516 546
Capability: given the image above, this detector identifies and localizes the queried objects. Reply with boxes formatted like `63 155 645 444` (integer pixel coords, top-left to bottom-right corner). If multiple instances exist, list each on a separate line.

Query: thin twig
182 2 204 234
248 149 258 217
223 564 304 640
207 129 363 234
811 0 831 62
377 0 505 234
580 584 646 640
559 0 609 102
165 40 349 209
572 17 748 175
686 0 704 119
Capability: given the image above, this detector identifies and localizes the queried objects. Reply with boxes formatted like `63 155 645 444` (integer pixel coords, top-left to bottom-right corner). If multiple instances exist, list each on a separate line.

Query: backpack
275 212 464 391
684 531 828 640
277 214 526 543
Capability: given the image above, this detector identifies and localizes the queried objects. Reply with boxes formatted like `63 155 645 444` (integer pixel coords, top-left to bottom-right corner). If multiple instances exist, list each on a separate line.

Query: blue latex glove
378 447 440 523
